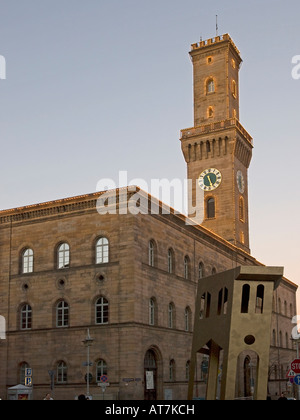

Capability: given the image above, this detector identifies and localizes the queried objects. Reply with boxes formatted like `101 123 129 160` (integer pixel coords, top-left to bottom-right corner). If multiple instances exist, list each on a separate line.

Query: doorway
144 349 157 400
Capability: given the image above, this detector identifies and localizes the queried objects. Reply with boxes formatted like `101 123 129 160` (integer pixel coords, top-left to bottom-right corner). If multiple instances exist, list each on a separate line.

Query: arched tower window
207 106 214 118
207 78 215 94
206 197 215 219
232 80 237 98
239 196 245 222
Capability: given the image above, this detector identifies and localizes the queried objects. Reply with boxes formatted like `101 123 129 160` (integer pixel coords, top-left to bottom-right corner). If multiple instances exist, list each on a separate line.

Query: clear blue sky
0 0 299 302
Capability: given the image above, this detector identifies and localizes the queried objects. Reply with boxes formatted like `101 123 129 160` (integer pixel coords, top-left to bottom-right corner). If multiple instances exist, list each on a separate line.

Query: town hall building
0 34 297 400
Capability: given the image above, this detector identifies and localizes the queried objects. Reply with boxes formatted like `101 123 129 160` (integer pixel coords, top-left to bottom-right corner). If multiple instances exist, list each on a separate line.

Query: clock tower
181 34 253 253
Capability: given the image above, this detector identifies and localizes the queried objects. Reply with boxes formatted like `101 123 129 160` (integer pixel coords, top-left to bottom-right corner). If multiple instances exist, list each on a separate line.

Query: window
169 360 176 381
96 237 109 264
96 360 108 382
20 304 32 330
185 307 192 332
239 197 245 222
232 80 237 98
149 298 156 326
223 288 228 315
22 249 33 274
207 78 215 94
20 362 30 385
56 300 69 328
207 106 214 118
241 284 250 313
207 56 213 64
168 303 175 328
149 240 155 267
200 293 206 320
168 248 174 274
198 262 204 280
206 197 215 219
95 297 109 325
240 231 245 244
256 285 264 314
184 256 190 280
206 293 211 318
217 289 223 316
57 361 67 384
57 243 70 269
186 361 191 381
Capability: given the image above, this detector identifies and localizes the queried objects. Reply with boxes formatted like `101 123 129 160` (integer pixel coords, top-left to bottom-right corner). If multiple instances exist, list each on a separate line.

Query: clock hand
207 176 213 187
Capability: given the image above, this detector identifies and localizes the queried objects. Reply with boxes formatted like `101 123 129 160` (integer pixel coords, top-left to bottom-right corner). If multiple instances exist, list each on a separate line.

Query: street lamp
82 329 94 398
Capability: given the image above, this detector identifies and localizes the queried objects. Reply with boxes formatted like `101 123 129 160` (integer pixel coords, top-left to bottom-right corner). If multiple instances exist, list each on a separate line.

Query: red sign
291 359 300 374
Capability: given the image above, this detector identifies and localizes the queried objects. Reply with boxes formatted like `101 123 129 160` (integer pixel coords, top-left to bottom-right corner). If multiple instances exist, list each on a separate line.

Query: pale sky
0 0 299 305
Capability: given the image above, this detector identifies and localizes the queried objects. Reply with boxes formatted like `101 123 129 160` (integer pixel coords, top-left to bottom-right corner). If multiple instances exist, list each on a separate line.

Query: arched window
148 240 156 267
169 360 176 382
207 106 214 118
284 301 287 316
232 80 237 98
184 256 190 280
96 237 109 264
185 307 192 332
20 304 32 330
149 298 156 326
198 262 204 280
278 298 282 314
56 300 69 328
167 248 174 274
96 359 108 382
206 197 215 219
95 297 109 325
186 361 191 381
239 197 245 222
207 78 215 94
22 249 34 274
57 243 70 269
57 361 67 384
168 303 175 329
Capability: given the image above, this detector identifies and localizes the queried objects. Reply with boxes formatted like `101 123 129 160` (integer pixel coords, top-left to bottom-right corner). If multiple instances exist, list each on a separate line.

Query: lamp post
82 329 94 398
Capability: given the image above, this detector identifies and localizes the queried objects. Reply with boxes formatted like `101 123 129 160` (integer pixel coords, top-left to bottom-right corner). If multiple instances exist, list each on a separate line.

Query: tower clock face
237 170 245 194
198 168 222 191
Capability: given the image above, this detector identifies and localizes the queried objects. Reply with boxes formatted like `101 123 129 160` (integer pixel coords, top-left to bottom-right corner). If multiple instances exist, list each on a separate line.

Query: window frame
22 248 34 274
56 361 68 384
95 297 109 325
56 300 69 328
20 304 32 330
57 243 70 270
96 237 109 265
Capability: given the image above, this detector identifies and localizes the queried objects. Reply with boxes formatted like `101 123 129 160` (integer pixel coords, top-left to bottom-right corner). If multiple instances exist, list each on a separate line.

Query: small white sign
146 371 154 390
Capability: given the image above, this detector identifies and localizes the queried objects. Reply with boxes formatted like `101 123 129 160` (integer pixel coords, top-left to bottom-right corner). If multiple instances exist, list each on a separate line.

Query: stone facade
0 190 297 400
